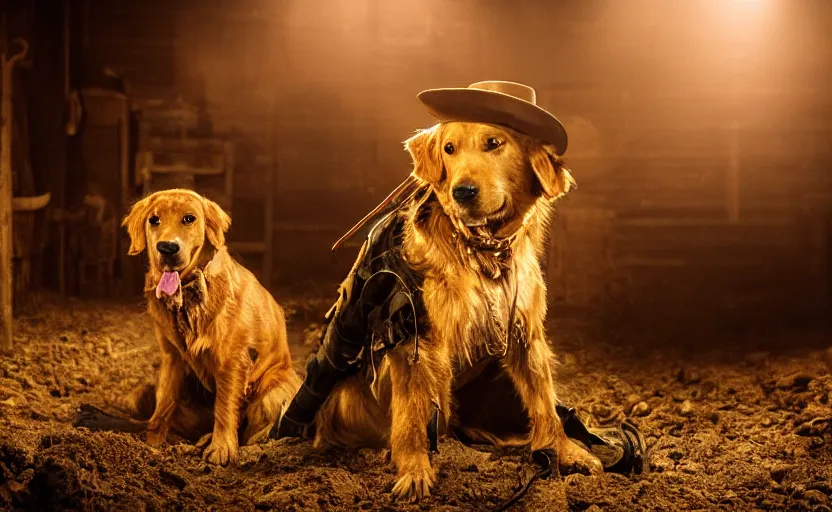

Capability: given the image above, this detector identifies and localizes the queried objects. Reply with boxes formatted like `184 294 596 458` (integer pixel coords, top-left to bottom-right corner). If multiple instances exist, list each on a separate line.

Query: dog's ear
530 143 576 200
404 125 444 184
121 195 153 255
202 197 231 249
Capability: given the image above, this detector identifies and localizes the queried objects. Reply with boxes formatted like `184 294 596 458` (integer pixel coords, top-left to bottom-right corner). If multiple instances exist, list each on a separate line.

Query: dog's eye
485 137 503 151
443 142 455 155
148 215 161 226
182 214 196 225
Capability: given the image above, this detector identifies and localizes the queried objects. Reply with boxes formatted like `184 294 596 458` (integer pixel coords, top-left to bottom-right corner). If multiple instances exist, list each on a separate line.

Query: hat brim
416 88 568 155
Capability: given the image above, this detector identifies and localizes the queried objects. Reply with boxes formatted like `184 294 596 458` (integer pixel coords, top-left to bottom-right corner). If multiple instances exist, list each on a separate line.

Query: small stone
679 400 694 417
631 401 651 417
770 464 793 484
626 394 641 411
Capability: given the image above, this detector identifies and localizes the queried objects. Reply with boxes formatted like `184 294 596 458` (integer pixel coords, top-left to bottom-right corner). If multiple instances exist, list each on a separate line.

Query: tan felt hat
416 80 568 155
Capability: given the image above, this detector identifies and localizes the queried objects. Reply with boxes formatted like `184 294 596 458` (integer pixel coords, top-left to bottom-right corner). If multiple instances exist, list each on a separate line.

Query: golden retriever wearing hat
121 189 300 465
314 82 603 499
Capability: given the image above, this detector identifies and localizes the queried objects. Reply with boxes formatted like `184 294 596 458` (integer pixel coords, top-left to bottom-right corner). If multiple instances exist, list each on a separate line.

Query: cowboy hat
416 80 568 156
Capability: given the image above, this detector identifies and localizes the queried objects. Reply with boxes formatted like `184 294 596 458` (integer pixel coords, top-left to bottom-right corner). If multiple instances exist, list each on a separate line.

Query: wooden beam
59 0 70 297
0 34 30 351
0 17 10 351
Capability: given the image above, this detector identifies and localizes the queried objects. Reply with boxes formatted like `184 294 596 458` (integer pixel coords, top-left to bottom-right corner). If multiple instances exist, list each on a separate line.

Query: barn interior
0 0 830 510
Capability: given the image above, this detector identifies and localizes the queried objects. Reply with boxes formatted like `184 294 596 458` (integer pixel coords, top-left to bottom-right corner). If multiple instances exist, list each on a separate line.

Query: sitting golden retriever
121 188 300 465
311 82 603 499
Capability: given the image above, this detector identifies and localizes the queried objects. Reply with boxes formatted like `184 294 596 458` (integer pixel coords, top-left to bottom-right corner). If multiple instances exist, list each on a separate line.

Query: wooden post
0 33 30 350
0 18 10 351
58 0 71 296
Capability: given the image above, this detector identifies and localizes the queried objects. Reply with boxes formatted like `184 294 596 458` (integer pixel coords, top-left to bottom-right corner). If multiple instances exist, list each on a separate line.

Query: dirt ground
0 295 830 512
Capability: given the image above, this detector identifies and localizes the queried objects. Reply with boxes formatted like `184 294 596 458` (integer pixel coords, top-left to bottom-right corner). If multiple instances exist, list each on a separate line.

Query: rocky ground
0 295 830 511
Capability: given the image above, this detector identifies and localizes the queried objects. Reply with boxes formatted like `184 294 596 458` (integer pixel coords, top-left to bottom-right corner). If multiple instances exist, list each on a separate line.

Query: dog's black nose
156 241 180 255
452 183 479 204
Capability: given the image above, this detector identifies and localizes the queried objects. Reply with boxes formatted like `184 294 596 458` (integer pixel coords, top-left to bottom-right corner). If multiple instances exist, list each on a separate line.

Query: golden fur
122 189 300 465
314 122 601 500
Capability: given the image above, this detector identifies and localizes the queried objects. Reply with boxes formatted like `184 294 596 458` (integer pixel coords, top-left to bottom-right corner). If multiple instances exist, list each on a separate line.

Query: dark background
6 0 831 342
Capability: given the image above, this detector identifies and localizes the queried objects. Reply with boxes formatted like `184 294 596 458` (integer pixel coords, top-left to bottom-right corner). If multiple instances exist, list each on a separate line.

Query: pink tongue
156 271 181 298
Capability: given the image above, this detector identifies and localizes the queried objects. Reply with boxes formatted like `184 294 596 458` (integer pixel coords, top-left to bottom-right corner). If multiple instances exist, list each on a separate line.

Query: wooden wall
76 0 832 324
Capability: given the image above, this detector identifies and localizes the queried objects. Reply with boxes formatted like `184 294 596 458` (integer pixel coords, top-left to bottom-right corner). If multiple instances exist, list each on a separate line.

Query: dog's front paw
202 437 239 466
557 437 603 476
391 455 436 502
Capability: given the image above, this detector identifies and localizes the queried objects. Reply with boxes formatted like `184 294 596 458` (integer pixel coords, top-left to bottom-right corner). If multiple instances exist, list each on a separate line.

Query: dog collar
452 229 519 262
451 202 538 264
